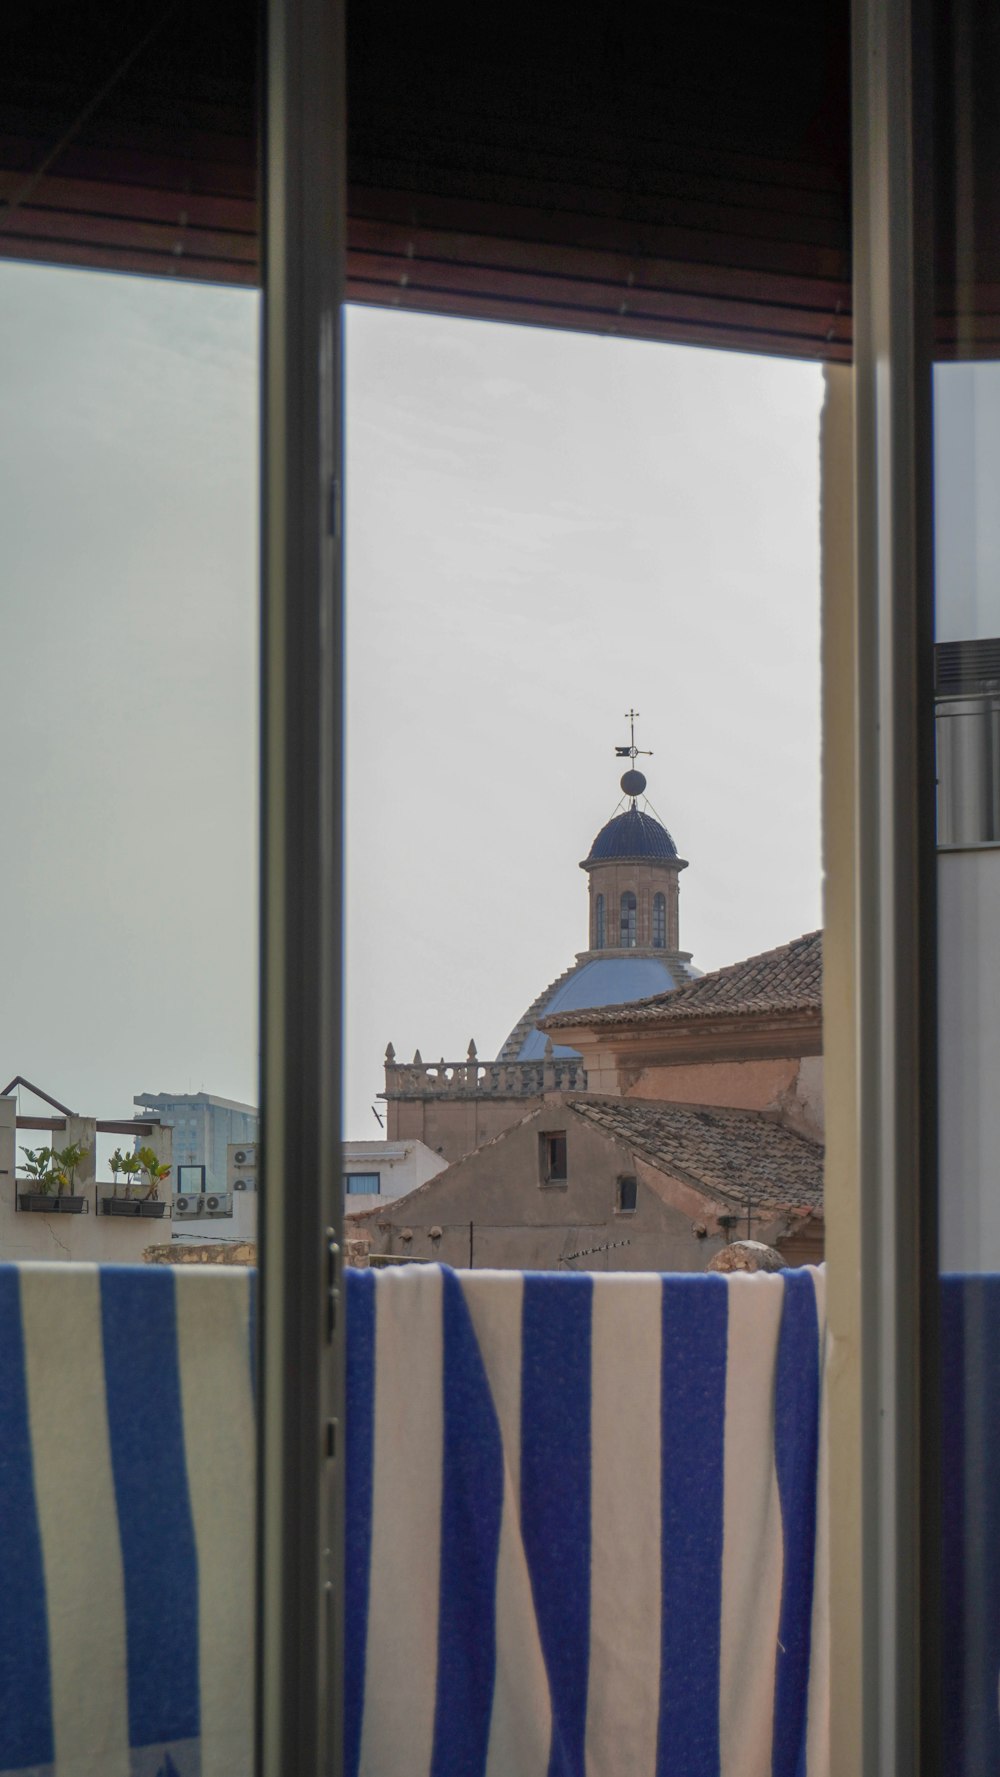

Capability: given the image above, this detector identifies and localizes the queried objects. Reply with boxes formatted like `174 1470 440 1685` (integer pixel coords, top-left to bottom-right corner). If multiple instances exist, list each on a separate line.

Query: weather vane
615 709 652 803
615 708 652 765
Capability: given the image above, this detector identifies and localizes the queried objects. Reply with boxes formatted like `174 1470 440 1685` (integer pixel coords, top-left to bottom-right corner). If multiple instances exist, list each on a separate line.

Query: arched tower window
595 893 605 949
653 892 667 948
620 890 637 948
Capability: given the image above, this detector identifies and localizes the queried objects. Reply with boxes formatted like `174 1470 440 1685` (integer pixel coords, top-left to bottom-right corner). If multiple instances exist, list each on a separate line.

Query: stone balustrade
382 1040 587 1100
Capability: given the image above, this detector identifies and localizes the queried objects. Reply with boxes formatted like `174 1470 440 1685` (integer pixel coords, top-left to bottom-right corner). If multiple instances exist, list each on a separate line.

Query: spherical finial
620 768 647 797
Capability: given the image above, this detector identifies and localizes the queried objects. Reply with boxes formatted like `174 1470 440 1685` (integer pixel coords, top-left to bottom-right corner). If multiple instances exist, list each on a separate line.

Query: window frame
257 0 346 1771
254 0 944 1765
616 1174 638 1214
836 0 939 1767
620 889 637 948
539 1130 569 1186
344 1172 380 1195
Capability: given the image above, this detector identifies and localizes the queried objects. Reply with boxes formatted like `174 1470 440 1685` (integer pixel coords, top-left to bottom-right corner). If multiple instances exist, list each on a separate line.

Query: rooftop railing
382 1040 588 1099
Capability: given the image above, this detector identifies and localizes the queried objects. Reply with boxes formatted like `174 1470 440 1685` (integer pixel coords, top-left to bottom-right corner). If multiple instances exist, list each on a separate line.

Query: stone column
61 1116 97 1190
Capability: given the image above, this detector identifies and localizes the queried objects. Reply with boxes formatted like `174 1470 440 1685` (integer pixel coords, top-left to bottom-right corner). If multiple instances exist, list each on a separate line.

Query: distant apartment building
165 1140 259 1246
343 1139 448 1215
134 1090 258 1195
0 1083 172 1263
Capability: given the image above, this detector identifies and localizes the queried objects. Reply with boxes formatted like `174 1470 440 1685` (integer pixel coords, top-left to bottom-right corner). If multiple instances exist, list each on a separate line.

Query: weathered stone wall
619 1053 825 1143
146 1240 257 1265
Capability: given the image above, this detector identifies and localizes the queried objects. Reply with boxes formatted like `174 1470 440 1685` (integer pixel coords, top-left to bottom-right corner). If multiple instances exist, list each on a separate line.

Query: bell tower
580 713 689 956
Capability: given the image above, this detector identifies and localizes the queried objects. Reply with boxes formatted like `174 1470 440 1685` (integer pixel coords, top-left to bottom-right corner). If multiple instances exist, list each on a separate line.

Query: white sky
0 263 823 1140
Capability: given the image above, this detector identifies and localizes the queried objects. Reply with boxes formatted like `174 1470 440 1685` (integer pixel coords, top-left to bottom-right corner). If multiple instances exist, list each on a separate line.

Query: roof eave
542 1004 823 1063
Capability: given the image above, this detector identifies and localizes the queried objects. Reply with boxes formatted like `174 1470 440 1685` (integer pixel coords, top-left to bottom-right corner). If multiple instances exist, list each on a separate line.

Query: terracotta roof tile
570 1097 824 1210
543 930 822 1031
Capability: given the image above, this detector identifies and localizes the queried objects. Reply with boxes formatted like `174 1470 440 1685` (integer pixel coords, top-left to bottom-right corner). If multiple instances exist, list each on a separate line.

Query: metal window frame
345 1172 381 1195
251 0 948 1767
257 0 346 1770
852 0 940 1768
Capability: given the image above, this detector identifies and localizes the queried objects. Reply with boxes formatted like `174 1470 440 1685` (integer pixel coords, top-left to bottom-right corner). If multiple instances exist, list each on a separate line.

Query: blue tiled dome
585 806 678 864
514 956 683 1059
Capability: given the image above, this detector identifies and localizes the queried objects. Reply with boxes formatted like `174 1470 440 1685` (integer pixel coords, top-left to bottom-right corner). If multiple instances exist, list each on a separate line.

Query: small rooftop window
539 1131 567 1185
345 1172 380 1195
617 1175 638 1214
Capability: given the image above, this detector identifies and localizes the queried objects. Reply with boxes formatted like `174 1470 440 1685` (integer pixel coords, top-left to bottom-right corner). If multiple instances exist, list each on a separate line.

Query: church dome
584 805 678 865
507 954 689 1060
496 724 695 1061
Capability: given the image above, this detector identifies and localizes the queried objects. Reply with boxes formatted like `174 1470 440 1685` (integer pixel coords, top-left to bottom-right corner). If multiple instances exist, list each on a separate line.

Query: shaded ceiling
0 0 852 360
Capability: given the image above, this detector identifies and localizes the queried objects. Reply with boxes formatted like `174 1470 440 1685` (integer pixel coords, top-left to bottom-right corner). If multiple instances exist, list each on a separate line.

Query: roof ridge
542 929 822 1032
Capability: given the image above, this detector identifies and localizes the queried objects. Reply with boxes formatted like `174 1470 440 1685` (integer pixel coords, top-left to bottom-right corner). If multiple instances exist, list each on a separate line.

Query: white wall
935 364 1000 1271
934 362 1000 642
0 1101 152 1262
343 1139 448 1215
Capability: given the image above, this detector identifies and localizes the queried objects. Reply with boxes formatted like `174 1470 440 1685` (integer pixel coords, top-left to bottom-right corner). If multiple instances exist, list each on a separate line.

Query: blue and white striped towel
0 1263 255 1777
345 1262 829 1777
0 1259 828 1777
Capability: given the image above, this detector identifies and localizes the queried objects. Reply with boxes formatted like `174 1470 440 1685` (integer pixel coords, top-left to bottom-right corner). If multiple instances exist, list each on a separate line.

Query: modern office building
133 1090 258 1196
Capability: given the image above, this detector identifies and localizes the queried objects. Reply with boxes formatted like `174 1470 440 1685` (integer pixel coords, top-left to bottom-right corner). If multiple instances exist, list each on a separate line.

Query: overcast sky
0 264 823 1141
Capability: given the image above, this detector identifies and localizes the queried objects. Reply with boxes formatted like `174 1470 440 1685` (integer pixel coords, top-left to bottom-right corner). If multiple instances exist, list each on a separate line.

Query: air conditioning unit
203 1192 233 1217
227 1143 258 1192
174 1195 206 1218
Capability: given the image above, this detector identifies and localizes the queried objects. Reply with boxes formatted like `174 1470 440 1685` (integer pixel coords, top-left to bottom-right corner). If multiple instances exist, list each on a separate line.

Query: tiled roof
570 1098 824 1211
543 930 822 1030
584 806 679 864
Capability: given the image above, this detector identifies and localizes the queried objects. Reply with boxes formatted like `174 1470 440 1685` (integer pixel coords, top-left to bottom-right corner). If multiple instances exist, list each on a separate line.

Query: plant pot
18 1192 84 1214
102 1198 142 1217
138 1201 167 1218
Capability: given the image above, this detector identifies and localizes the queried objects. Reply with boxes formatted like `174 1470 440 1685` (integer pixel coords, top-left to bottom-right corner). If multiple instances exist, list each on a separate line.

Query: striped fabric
346 1262 829 1777
0 1263 255 1777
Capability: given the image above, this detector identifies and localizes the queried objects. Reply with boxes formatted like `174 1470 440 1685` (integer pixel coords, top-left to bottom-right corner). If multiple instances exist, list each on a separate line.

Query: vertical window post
850 0 937 1767
259 0 346 1771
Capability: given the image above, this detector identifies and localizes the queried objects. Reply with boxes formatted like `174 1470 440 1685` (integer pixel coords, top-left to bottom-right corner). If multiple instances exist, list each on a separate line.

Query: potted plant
18 1145 56 1212
48 1141 90 1213
102 1146 169 1216
135 1145 170 1218
103 1147 144 1215
17 1143 89 1214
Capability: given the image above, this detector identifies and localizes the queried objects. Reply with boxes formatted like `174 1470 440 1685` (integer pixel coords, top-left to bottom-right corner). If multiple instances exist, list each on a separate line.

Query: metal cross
615 708 654 761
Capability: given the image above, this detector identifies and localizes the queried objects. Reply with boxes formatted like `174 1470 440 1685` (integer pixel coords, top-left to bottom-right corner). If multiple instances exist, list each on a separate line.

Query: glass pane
0 266 260 1241
933 1 1000 1761
345 312 823 1274
0 192 259 1777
